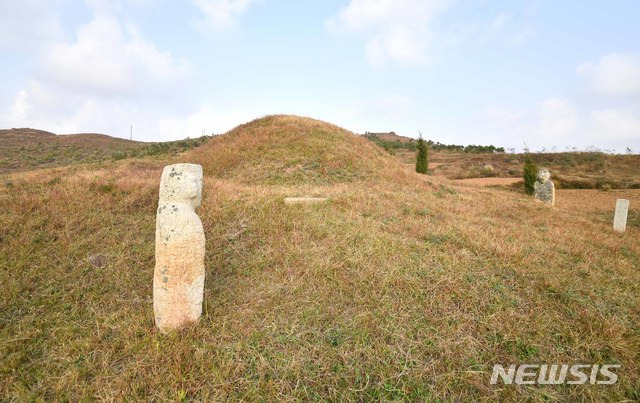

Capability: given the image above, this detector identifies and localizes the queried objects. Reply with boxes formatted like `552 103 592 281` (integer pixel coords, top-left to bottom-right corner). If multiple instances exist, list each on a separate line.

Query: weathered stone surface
533 168 555 206
284 197 328 204
154 163 205 333
613 199 629 233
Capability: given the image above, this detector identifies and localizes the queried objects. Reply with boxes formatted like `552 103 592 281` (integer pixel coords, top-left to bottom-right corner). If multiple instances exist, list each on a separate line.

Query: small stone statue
533 168 555 206
154 163 205 333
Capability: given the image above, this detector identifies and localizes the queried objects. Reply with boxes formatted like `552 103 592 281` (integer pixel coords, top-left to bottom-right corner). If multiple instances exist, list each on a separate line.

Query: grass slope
1 116 639 400
0 128 209 174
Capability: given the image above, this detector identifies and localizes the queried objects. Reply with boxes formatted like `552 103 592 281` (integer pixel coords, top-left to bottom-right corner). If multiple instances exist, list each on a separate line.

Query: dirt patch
454 177 522 186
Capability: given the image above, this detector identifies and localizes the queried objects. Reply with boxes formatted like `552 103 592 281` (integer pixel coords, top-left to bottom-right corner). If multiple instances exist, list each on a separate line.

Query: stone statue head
537 168 551 183
159 163 203 208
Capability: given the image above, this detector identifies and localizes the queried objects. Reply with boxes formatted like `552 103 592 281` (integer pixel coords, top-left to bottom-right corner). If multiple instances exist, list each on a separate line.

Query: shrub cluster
415 136 428 174
363 133 505 154
523 159 538 195
112 136 210 161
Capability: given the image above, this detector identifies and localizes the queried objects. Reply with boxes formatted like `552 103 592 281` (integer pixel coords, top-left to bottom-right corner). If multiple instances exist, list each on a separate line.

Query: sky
1 0 639 152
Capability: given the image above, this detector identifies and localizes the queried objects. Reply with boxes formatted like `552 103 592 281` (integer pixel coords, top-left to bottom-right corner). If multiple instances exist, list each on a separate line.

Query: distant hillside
363 131 414 143
0 128 57 142
385 146 640 189
453 152 640 189
192 115 401 185
0 128 209 174
362 131 640 189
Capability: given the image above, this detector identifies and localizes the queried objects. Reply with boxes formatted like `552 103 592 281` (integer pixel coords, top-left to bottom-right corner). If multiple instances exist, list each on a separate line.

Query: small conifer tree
415 132 428 174
523 159 538 195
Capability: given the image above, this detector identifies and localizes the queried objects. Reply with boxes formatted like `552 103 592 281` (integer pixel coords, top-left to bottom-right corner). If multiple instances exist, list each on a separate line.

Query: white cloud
83 0 157 17
327 0 448 31
578 53 640 98
1 2 264 140
7 81 64 126
326 0 451 66
5 79 179 139
483 98 640 151
192 0 259 30
0 0 64 50
365 25 429 66
158 105 255 138
9 90 30 122
448 12 537 49
327 1 536 67
479 53 640 152
483 98 578 149
43 15 189 98
537 98 578 139
3 13 193 140
588 108 640 141
5 82 245 141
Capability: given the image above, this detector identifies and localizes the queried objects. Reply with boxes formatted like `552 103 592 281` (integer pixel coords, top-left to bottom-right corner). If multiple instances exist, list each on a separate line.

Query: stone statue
154 163 205 332
534 168 555 206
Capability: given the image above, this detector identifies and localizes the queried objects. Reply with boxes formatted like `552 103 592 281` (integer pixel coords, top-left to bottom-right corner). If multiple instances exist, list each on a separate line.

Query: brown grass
455 177 523 187
191 115 403 185
1 116 639 400
0 128 147 173
391 148 640 189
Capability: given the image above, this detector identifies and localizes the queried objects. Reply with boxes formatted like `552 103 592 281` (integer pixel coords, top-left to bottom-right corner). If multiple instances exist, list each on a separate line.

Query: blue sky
1 0 639 151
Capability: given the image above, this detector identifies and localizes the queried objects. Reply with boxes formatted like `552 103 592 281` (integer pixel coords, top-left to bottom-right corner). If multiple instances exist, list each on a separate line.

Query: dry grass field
390 143 640 189
1 116 639 400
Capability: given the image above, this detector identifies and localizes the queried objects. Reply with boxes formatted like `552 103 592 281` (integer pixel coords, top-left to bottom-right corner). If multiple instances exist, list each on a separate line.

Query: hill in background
429 152 640 189
0 128 208 174
4 122 638 189
364 131 640 189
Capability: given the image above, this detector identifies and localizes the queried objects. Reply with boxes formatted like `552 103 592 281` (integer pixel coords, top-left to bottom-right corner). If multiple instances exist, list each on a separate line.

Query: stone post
533 168 555 206
154 163 205 333
613 199 629 233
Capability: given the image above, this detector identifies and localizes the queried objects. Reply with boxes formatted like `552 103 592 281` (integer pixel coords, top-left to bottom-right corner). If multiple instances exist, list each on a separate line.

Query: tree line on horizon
363 133 506 154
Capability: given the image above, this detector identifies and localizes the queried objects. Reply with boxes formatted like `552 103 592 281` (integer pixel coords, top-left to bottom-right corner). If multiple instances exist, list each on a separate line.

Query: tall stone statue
534 168 555 206
154 163 205 333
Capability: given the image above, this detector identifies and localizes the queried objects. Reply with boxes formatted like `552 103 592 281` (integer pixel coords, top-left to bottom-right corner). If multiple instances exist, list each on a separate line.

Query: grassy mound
191 115 396 184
